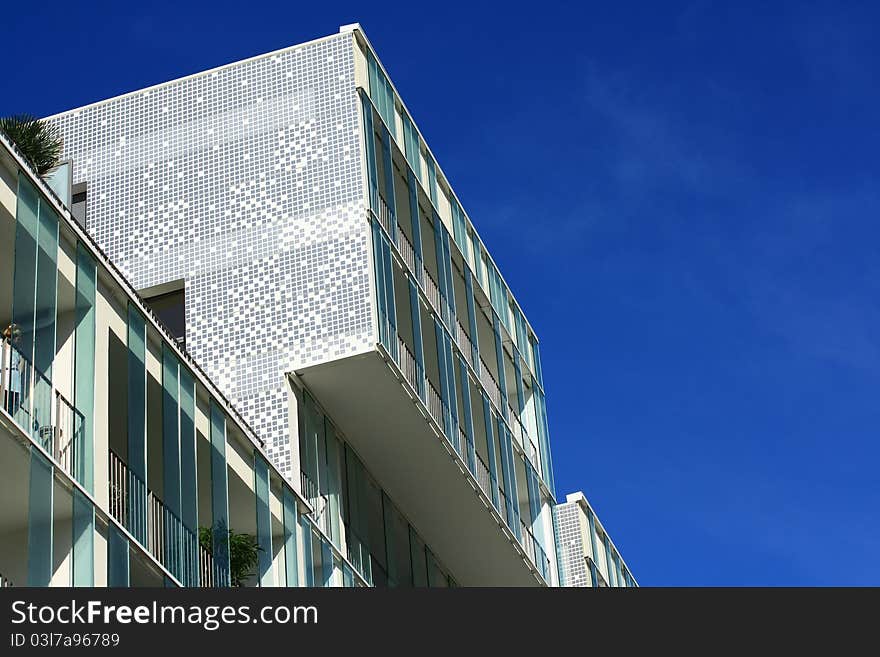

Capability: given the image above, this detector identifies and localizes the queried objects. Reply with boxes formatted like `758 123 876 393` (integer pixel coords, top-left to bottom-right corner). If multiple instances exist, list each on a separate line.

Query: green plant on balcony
198 526 262 587
0 114 63 176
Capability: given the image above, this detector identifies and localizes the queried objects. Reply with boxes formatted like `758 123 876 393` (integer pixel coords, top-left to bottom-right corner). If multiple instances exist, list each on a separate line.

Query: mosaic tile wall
553 503 589 587
49 32 373 479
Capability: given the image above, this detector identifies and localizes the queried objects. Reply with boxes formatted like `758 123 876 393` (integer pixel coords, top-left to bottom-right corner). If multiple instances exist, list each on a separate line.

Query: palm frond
0 114 64 176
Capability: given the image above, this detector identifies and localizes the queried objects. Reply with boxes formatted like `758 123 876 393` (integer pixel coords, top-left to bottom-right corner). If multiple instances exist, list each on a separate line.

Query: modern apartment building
35 23 558 586
554 491 637 588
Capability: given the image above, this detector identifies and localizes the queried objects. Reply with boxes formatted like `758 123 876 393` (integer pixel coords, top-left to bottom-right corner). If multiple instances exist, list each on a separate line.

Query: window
143 284 185 348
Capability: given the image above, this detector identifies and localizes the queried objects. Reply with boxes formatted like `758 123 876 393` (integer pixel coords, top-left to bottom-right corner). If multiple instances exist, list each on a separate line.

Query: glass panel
72 245 96 492
300 514 314 586
381 125 396 235
178 367 198 586
426 156 437 206
407 170 423 271
458 356 476 474
209 400 230 586
409 527 428 587
161 344 182 580
380 231 397 360
464 269 479 366
324 423 343 548
426 550 448 588
310 527 323 587
72 488 94 586
361 93 378 215
107 523 130 586
371 220 389 350
10 174 39 431
126 305 147 544
408 278 426 400
27 447 53 586
33 197 58 383
482 394 500 509
321 537 334 587
492 314 508 407
497 421 520 536
282 486 299 587
254 454 273 587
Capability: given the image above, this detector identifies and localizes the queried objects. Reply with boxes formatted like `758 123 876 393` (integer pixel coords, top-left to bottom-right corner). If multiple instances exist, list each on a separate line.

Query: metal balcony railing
394 222 419 276
474 452 492 499
422 268 442 316
300 470 331 538
376 194 395 237
455 320 475 368
478 354 503 412
109 449 205 585
397 337 420 393
199 542 215 588
1 337 84 482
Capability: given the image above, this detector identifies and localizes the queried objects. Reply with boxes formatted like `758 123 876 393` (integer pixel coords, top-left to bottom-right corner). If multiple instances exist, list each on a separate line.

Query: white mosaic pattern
49 33 373 479
554 502 589 587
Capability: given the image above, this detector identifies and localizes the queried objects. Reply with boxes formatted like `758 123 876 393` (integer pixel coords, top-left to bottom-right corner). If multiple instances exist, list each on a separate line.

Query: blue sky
3 1 877 585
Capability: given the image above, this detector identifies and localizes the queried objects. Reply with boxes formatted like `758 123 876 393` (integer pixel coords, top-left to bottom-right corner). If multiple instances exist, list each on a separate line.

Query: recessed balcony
295 337 549 586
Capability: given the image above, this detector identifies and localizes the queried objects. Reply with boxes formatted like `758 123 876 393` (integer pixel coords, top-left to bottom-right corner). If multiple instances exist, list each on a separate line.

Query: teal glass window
407 171 423 277
470 232 483 284
74 244 96 492
72 488 94 586
107 523 130 587
409 527 428 587
464 269 480 368
178 367 198 586
209 400 230 586
407 278 426 401
300 515 314 587
33 198 59 385
451 202 467 255
371 220 397 359
535 390 555 492
381 125 397 240
457 356 477 475
126 305 147 545
321 537 334 587
161 344 182 581
403 114 420 179
497 421 520 538
492 314 508 409
426 156 437 206
27 447 53 586
11 174 39 381
482 394 501 510
254 454 273 587
361 92 379 216
282 487 299 587
324 424 343 548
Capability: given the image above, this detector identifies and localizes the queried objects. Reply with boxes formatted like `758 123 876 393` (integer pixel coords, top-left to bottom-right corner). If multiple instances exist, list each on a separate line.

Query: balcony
1 337 84 483
108 449 211 586
295 331 548 585
389 213 545 480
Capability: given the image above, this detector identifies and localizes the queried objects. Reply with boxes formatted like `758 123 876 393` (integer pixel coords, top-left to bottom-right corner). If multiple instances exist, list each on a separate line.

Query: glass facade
1 153 370 590
358 78 558 564
296 392 456 587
